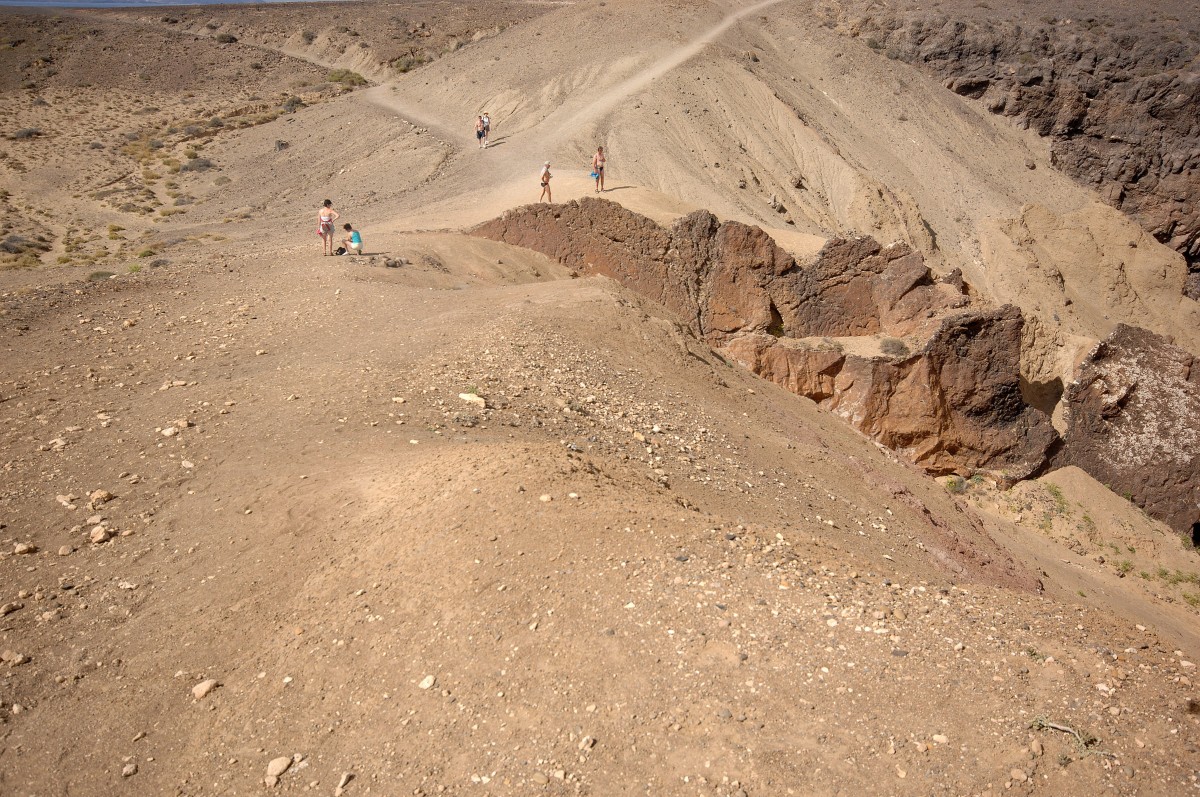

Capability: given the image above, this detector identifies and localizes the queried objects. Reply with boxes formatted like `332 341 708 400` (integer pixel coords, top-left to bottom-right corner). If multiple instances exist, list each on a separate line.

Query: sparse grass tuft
1044 483 1069 516
328 69 368 88
180 158 213 173
391 53 430 73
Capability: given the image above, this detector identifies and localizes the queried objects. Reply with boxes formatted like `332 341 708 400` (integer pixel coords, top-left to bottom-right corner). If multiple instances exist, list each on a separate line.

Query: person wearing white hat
539 161 552 203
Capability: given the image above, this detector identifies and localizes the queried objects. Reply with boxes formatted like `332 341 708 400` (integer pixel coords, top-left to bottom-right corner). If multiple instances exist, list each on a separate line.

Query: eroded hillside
1 2 1199 795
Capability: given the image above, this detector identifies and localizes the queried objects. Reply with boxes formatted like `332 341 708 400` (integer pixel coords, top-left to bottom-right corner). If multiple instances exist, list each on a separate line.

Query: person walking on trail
481 112 491 147
475 116 486 149
539 161 552 203
317 199 340 256
592 146 607 193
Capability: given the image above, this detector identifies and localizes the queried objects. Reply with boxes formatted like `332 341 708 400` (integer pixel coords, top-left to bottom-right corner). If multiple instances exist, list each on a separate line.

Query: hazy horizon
0 0 342 8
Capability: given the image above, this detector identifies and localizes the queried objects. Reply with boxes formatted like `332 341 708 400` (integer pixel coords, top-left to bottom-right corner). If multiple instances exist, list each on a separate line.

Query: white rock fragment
192 679 219 699
418 675 436 690
1 650 30 666
266 756 292 778
458 392 486 409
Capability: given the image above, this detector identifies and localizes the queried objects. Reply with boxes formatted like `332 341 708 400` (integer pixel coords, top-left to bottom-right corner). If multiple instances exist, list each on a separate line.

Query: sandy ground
1 1 1198 795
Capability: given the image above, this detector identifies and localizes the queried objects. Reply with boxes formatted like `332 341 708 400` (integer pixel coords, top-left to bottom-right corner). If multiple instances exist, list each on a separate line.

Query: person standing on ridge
481 112 491 147
592 146 607 193
317 199 340 256
539 161 552 203
475 116 486 149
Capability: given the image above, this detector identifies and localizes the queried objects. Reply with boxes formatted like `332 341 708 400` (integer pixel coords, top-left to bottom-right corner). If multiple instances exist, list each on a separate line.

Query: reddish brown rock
473 199 967 341
474 199 1055 481
1055 325 1200 538
724 307 1058 481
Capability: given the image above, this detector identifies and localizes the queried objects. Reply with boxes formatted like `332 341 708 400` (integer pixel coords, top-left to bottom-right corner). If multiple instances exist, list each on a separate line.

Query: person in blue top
341 223 363 255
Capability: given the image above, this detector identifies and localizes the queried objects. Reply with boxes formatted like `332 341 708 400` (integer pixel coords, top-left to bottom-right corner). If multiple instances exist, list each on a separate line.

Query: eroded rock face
1056 325 1200 537
473 199 969 341
819 4 1200 282
474 199 1054 479
723 307 1057 481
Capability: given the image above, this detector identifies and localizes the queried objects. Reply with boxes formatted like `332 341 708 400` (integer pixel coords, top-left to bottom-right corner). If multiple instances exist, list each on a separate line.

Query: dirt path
360 0 788 230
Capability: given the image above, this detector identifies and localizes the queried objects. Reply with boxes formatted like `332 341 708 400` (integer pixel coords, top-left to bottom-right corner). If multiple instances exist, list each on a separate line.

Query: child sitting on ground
341 223 363 255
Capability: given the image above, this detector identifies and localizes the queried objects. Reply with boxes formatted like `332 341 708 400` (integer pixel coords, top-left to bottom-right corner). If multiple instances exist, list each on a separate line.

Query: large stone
473 199 967 343
474 200 1051 478
1055 324 1200 537
724 307 1058 481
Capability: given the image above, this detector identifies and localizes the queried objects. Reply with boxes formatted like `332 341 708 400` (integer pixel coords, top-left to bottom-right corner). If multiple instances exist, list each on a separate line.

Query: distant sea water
0 1 341 8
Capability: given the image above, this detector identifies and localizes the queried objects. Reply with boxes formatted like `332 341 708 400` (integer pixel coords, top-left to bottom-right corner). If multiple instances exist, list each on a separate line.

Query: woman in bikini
592 146 606 193
539 161 552 203
317 199 340 256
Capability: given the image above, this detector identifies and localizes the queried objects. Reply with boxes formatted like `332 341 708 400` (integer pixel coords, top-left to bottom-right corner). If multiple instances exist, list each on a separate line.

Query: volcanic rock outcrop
473 198 1056 480
1054 325 1200 538
821 3 1200 288
724 307 1058 481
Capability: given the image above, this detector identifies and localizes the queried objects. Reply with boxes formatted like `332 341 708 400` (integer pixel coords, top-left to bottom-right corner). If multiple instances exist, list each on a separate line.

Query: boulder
724 307 1058 481
1055 324 1200 537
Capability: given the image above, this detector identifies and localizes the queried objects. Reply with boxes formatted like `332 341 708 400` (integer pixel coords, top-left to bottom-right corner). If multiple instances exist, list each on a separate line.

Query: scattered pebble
1 650 30 666
192 679 219 699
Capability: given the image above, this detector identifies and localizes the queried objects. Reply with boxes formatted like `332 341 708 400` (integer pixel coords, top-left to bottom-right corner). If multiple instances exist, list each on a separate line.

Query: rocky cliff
475 198 1199 540
1055 325 1200 538
474 198 1056 481
818 1 1200 295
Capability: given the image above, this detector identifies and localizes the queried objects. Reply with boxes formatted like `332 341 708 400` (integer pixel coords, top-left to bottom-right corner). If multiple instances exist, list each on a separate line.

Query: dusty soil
1 1 1198 795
